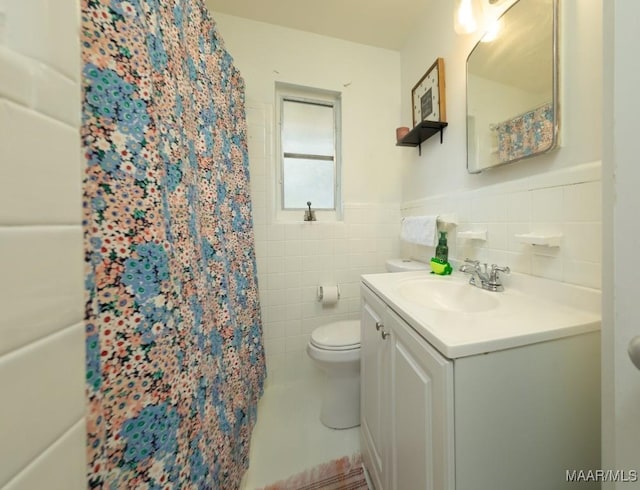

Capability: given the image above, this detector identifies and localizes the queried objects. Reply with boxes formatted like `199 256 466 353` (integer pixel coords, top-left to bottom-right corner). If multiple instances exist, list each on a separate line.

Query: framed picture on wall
411 58 446 127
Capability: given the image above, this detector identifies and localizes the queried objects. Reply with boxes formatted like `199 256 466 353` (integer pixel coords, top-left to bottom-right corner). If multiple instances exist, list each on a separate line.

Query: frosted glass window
280 97 339 210
283 158 334 209
282 101 334 156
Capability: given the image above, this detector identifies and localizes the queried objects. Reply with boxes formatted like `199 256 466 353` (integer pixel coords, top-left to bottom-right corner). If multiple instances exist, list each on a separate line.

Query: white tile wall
0 226 84 355
32 63 81 126
0 100 81 224
0 0 85 488
4 0 79 81
0 324 85 487
3 419 87 490
0 47 34 106
401 162 602 290
246 101 401 386
247 114 601 387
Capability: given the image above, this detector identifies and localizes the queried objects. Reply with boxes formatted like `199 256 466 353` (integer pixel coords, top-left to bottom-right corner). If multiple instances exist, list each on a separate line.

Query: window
276 85 342 220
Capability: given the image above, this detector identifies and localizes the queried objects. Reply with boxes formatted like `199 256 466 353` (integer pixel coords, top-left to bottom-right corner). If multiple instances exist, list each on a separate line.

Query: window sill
275 209 342 223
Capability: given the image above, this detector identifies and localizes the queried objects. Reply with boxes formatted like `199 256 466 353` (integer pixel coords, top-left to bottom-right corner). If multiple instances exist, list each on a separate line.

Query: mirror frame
466 0 559 174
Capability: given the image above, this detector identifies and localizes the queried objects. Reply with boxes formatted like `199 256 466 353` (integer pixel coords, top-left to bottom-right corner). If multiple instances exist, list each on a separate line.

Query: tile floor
241 372 361 489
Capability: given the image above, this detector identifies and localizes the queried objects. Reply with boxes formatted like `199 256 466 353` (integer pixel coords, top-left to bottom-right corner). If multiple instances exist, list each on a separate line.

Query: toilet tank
385 259 429 273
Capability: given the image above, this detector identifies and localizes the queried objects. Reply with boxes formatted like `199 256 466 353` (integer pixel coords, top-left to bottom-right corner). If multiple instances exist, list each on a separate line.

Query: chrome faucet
459 258 510 292
459 259 487 288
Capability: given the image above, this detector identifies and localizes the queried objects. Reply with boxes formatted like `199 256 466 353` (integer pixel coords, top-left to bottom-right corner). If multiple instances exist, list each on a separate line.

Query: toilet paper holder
317 285 340 302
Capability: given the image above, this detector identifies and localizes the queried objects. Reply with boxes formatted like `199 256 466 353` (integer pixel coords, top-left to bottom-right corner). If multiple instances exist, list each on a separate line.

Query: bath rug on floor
258 453 369 490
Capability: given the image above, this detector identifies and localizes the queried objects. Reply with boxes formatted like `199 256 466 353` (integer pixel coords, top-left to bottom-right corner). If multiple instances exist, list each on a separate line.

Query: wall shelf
396 121 448 155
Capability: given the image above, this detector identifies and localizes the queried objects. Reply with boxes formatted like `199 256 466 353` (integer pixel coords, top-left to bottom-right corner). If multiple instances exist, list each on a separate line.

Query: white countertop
361 270 601 359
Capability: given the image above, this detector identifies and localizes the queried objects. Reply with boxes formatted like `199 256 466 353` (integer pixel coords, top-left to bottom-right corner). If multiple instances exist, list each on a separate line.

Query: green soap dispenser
435 231 448 262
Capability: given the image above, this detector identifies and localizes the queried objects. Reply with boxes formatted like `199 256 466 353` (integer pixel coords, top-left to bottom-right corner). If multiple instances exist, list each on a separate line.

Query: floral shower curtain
81 0 266 487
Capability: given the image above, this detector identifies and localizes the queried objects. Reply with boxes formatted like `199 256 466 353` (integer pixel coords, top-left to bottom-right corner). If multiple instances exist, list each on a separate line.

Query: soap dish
436 214 459 231
515 233 562 247
457 230 487 241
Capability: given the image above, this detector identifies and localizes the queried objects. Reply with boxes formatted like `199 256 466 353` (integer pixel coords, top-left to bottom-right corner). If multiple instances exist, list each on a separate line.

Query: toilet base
320 371 360 429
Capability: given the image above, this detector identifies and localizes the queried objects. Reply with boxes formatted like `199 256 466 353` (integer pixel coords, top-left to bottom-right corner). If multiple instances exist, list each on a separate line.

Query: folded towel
400 215 438 246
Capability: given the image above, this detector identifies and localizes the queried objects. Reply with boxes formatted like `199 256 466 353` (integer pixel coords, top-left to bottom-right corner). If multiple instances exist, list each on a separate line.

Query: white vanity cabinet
360 281 601 490
361 284 454 490
360 284 389 490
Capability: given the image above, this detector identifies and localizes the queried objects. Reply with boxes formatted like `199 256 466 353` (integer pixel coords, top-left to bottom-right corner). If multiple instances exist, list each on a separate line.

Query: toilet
306 258 429 429
307 320 361 429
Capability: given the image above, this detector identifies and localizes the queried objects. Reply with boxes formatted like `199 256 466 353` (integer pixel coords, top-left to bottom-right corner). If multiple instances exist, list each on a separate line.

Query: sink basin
395 278 500 313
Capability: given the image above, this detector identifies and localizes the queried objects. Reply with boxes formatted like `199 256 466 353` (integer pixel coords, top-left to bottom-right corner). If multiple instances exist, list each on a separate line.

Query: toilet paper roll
319 285 339 306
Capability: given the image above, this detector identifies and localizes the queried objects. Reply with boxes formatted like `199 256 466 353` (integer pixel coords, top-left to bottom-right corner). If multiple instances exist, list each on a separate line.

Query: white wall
212 14 402 385
0 1 86 489
602 1 640 486
402 162 601 288
213 13 403 205
399 0 602 289
211 0 603 383
399 0 602 197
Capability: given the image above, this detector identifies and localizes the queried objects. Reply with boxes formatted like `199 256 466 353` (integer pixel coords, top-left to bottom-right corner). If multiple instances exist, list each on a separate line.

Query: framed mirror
466 0 558 173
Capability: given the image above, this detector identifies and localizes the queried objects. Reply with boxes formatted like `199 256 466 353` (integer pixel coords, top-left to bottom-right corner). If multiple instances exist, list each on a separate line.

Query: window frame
275 84 342 222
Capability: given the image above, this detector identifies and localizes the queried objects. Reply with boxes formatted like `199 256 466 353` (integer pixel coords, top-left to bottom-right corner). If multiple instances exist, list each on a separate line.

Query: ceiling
204 0 431 51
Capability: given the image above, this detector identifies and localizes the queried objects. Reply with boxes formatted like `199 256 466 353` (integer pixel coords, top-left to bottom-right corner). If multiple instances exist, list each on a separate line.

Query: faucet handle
464 258 480 267
491 264 510 273
304 201 316 221
489 264 510 283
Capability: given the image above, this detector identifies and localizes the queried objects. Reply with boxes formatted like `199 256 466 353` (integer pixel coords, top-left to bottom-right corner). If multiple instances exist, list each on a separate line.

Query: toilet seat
310 320 360 351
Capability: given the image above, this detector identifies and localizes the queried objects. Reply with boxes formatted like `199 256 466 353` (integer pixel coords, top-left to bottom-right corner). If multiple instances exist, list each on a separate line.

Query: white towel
400 215 438 246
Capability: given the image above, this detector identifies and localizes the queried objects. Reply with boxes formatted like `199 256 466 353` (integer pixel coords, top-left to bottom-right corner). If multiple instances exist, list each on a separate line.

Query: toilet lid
311 320 360 350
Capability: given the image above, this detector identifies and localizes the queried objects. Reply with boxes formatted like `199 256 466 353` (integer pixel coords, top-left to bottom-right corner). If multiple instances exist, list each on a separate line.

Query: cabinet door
387 310 454 490
360 285 390 490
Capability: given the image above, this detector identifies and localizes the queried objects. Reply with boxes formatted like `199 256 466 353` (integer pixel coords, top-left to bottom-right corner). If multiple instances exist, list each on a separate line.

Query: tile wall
246 101 401 386
246 97 601 387
401 162 602 290
0 1 86 489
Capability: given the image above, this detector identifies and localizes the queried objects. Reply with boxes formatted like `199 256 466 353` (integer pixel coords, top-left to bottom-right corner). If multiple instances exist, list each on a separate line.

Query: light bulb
454 0 478 35
481 19 502 42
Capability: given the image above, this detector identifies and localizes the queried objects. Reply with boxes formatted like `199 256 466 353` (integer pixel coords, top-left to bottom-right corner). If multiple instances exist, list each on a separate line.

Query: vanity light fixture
454 0 479 34
455 0 510 36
